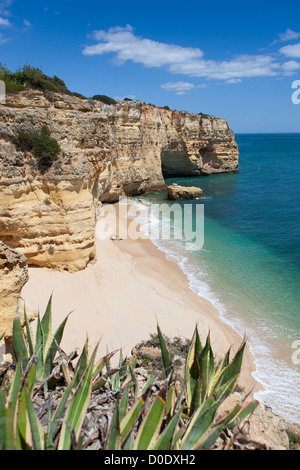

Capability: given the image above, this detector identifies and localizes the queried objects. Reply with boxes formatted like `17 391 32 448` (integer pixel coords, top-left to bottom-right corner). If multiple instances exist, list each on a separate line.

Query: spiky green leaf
133 396 165 450
157 325 172 379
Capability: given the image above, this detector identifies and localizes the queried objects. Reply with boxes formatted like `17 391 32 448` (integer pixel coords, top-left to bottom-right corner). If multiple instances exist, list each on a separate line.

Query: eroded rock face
0 242 29 338
0 90 239 271
167 183 204 200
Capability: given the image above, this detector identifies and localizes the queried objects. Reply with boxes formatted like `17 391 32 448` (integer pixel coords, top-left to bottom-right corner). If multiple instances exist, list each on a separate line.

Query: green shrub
13 125 61 171
0 62 11 80
12 65 72 94
32 126 61 170
12 131 36 152
92 94 117 105
198 112 211 118
4 81 26 93
0 63 73 96
72 92 88 100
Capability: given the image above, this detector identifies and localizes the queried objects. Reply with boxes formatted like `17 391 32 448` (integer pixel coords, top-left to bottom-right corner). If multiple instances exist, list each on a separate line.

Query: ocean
136 133 300 424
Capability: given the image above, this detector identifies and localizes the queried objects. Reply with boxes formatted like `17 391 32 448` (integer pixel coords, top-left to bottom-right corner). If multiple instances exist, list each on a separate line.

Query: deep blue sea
137 134 300 423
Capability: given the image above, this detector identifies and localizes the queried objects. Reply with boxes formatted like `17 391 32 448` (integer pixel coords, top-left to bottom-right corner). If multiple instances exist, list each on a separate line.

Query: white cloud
226 78 242 84
83 26 280 81
84 25 204 70
0 16 11 27
281 60 300 75
279 29 300 42
161 81 196 95
280 43 300 58
23 19 31 28
0 0 13 17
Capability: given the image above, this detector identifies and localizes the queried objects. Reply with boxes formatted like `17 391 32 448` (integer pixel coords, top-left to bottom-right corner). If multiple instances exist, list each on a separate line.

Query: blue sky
1 0 300 133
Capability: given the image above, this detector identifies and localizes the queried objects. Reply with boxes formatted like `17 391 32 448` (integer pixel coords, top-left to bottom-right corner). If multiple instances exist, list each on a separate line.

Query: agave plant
0 298 122 449
0 297 258 450
0 344 99 450
105 325 258 450
12 296 70 392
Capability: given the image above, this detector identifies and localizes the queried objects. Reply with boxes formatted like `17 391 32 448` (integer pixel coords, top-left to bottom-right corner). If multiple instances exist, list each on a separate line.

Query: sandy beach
21 202 261 396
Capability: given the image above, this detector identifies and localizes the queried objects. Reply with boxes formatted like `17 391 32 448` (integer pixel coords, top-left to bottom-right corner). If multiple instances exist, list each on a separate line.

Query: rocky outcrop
0 242 29 339
167 183 204 200
0 90 239 271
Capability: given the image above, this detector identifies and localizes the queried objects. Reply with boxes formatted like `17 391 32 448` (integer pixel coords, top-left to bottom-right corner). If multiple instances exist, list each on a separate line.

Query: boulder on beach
167 183 204 200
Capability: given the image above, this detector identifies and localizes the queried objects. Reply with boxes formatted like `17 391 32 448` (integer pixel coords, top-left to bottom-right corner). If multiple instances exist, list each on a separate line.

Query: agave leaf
16 387 29 450
190 379 201 416
217 400 258 430
5 400 16 450
43 314 69 382
152 409 182 450
140 374 157 397
35 314 44 381
129 365 138 399
195 423 225 450
166 383 176 421
15 365 37 450
211 376 240 409
7 360 24 449
119 357 128 380
12 314 29 371
47 370 79 450
133 395 166 450
209 347 231 395
122 432 134 450
199 334 215 402
106 401 121 450
119 385 129 422
92 377 106 392
218 340 246 389
23 387 45 450
111 370 120 392
197 400 258 450
0 331 5 342
173 426 186 450
24 387 44 450
7 361 22 411
189 383 237 451
74 340 88 387
120 397 145 442
129 357 137 369
157 324 172 379
185 327 202 408
179 399 220 450
23 306 34 357
93 351 117 380
118 350 128 380
58 344 98 450
27 364 37 396
40 296 53 359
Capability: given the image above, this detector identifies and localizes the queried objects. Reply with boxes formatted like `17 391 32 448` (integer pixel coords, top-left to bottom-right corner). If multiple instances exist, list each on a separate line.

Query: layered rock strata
0 90 239 271
0 242 29 338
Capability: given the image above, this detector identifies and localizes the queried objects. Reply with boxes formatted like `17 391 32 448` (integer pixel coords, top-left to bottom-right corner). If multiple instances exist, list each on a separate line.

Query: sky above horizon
1 0 300 133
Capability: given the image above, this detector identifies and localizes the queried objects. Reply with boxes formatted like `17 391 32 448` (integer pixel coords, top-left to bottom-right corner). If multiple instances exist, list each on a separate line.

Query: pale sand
21 203 262 396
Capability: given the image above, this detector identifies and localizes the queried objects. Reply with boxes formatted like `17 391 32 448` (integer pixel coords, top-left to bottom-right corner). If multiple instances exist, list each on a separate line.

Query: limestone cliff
0 242 28 338
0 90 239 271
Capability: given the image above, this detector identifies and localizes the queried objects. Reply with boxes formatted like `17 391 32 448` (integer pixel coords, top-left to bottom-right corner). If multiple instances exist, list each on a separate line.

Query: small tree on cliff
13 125 61 171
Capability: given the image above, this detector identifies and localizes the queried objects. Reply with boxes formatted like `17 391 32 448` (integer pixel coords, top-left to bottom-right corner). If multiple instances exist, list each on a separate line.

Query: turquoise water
136 134 300 423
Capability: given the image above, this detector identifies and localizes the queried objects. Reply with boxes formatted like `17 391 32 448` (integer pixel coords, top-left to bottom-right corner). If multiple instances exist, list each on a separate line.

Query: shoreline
21 202 262 397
